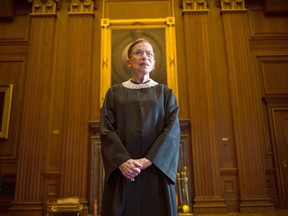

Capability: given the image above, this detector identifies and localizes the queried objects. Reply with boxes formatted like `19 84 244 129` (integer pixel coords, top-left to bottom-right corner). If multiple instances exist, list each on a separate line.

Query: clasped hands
119 158 152 181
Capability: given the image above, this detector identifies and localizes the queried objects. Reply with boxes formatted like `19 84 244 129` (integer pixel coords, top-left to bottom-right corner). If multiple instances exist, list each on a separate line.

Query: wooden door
273 109 288 208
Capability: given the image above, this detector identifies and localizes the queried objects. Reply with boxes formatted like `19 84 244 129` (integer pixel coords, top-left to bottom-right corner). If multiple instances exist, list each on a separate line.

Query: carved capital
69 0 95 15
182 0 209 13
220 0 247 12
29 0 59 16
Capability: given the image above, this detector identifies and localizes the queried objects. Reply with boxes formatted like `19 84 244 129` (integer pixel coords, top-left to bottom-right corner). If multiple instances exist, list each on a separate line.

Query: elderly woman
100 38 180 216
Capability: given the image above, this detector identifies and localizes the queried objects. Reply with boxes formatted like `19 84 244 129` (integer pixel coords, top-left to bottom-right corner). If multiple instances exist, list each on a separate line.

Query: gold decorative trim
182 0 209 13
220 0 247 12
68 0 95 15
29 0 59 16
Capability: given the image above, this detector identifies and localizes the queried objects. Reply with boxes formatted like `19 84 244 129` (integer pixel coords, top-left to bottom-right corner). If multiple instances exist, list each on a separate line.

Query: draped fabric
100 80 180 216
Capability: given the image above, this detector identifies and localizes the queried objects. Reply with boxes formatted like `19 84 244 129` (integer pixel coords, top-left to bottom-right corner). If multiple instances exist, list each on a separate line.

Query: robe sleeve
146 88 180 184
100 87 132 183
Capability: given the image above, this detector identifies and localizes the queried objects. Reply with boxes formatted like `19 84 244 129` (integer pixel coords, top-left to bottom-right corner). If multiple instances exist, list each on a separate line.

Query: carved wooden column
182 0 226 213
59 0 95 214
220 0 274 212
9 1 58 215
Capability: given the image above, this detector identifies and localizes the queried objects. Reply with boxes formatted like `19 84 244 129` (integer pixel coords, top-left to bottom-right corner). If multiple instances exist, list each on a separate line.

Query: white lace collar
122 79 158 89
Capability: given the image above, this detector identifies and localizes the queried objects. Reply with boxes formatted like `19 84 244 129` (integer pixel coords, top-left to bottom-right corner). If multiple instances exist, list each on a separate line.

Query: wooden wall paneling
248 9 288 38
249 5 288 206
8 15 57 216
221 9 274 212
265 168 280 208
0 14 29 42
0 57 26 159
259 95 282 208
220 168 239 212
59 12 94 214
256 54 288 208
41 1 71 204
0 56 27 213
0 3 29 213
273 109 288 209
42 172 61 203
0 0 14 21
182 9 226 213
269 107 288 209
105 0 172 19
206 1 240 211
264 0 288 15
257 56 288 95
264 98 288 209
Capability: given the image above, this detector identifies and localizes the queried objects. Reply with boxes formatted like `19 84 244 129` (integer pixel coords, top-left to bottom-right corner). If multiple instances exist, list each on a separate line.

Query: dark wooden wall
0 0 287 215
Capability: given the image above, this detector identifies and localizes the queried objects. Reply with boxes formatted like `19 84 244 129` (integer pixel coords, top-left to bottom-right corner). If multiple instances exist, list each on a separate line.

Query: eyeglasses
129 49 155 58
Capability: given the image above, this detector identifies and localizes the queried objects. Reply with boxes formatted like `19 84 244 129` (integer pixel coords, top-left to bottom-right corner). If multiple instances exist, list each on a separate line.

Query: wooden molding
68 0 95 15
220 0 247 12
181 0 209 13
29 0 58 16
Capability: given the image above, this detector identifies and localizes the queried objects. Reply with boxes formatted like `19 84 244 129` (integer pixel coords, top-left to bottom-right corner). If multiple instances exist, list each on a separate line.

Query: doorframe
264 95 288 208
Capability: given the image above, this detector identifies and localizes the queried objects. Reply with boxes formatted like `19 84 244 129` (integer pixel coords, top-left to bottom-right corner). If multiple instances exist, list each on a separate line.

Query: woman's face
127 42 155 76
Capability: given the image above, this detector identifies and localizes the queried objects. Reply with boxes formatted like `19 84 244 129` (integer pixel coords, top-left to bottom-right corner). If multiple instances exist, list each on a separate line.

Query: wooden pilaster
59 9 94 215
182 4 227 213
221 2 275 212
9 5 57 215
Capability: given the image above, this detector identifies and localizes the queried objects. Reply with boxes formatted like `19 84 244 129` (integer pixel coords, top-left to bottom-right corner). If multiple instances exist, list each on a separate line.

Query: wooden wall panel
264 101 288 209
220 168 239 212
255 53 288 208
0 58 26 160
105 0 172 19
264 0 288 15
258 57 288 94
270 108 288 208
0 6 29 213
0 57 26 213
249 9 288 37
249 2 288 205
0 15 29 41
0 0 14 21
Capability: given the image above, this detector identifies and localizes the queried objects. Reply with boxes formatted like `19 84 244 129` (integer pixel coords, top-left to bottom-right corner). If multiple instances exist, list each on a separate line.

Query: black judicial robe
100 80 180 216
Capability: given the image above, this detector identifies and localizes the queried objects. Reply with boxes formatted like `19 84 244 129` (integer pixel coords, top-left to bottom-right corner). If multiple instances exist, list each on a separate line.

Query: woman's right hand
119 159 142 180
